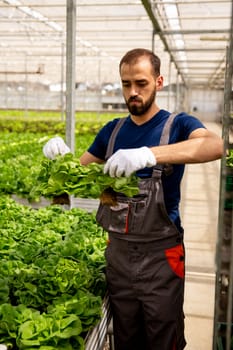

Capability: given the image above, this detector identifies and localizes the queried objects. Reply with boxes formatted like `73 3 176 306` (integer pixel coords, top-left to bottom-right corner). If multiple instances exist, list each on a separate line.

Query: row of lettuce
0 116 111 349
0 196 107 349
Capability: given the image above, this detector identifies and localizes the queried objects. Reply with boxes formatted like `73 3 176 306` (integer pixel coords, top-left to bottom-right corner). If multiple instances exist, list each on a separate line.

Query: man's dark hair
119 48 161 77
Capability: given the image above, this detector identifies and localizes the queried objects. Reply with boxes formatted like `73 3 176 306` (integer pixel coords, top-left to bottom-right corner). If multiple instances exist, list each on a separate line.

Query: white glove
104 146 156 177
0 346 7 350
43 136 71 160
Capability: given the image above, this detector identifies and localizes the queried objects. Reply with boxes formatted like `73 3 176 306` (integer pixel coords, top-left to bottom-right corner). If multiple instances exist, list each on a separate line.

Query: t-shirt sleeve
87 119 119 160
174 113 206 141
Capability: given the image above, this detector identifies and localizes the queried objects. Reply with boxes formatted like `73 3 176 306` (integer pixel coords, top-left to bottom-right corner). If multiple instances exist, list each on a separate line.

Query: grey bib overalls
97 114 186 350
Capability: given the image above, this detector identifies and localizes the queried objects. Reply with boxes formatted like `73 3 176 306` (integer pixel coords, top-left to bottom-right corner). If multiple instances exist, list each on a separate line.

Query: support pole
175 72 180 112
168 58 172 111
60 42 65 121
66 0 76 153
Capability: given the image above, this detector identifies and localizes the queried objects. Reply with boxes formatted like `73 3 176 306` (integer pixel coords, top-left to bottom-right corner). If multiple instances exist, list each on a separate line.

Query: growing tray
85 294 112 350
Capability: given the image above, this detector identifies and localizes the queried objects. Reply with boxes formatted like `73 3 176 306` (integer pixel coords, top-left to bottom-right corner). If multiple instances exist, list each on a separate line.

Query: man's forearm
150 134 223 165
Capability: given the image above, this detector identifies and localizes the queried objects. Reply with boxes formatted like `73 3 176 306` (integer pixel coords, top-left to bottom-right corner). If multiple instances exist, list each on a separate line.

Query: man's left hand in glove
104 146 156 177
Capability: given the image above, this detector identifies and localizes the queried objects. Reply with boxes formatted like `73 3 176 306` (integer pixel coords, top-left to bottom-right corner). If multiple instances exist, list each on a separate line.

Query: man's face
120 58 163 116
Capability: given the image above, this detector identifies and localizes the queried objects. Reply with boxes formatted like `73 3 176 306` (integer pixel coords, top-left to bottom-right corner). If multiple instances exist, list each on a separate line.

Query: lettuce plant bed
0 195 107 350
11 194 52 209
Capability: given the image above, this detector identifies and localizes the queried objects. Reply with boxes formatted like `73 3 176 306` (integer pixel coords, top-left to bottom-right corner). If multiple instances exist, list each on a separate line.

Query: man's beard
126 90 156 116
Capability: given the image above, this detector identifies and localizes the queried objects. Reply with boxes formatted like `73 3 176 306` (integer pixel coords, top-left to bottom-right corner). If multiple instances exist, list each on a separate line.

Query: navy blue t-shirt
88 109 205 231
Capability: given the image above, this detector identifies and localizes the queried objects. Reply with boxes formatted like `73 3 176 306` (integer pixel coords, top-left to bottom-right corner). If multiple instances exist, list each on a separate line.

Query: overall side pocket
96 190 149 235
96 201 130 234
165 244 185 279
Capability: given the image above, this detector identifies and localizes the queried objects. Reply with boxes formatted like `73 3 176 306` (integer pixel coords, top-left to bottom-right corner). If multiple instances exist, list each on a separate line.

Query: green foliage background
0 110 122 200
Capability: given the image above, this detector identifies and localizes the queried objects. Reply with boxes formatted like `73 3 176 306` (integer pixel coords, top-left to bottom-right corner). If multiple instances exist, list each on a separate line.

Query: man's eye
137 82 147 87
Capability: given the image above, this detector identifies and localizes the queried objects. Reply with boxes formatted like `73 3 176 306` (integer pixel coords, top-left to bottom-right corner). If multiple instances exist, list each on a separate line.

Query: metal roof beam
152 0 231 4
183 73 214 76
179 67 219 70
0 2 142 7
168 48 226 52
175 60 224 63
141 0 186 86
162 29 230 35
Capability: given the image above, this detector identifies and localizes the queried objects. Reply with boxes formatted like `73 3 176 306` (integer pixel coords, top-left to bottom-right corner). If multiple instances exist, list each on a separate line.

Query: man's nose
129 85 139 97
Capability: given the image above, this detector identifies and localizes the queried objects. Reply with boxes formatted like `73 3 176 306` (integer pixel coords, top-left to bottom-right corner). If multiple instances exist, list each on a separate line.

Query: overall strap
159 112 177 146
105 117 127 160
155 112 177 175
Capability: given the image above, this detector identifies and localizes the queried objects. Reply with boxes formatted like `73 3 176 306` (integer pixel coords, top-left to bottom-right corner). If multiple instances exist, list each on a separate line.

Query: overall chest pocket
96 195 148 234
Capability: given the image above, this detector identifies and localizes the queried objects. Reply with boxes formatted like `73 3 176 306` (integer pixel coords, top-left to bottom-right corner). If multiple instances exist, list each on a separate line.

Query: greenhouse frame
0 1 233 349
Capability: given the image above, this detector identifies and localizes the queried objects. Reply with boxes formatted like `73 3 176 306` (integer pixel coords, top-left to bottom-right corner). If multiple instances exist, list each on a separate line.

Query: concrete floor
181 122 222 350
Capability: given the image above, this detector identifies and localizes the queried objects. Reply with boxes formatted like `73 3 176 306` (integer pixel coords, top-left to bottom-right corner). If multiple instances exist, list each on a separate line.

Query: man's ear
156 75 164 90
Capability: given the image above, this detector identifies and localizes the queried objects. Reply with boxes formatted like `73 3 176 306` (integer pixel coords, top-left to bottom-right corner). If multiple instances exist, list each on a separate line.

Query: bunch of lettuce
30 153 139 200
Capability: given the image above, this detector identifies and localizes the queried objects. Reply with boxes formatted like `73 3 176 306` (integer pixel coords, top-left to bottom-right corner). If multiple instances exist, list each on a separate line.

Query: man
43 48 223 350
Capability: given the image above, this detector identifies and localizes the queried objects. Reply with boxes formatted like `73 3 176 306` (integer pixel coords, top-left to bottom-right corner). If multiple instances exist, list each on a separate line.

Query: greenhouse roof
0 0 232 90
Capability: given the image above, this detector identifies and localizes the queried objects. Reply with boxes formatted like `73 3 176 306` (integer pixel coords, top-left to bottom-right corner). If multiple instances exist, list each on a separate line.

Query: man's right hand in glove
104 146 156 177
43 136 71 160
